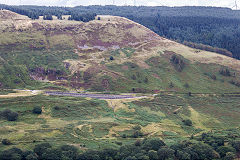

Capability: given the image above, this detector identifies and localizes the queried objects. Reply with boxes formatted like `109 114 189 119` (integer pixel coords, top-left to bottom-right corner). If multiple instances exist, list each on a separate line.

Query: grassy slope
0 93 239 151
0 10 239 92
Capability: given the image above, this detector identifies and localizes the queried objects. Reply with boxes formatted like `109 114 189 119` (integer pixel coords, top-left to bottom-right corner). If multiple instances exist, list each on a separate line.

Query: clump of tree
43 14 53 20
219 68 231 76
183 41 233 57
68 12 96 22
0 109 18 121
170 55 185 72
1 134 240 160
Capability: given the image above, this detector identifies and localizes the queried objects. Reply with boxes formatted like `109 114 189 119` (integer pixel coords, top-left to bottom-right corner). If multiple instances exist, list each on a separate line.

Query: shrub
6 111 18 121
157 147 175 160
135 140 141 146
1 109 12 118
184 83 190 88
170 55 185 72
229 80 240 87
188 92 192 96
142 138 166 151
32 106 42 114
2 139 11 145
144 77 149 83
219 68 231 76
131 74 137 80
133 125 141 131
110 56 114 60
122 134 127 138
1 109 18 121
216 146 236 158
0 147 23 160
211 74 217 80
148 150 158 160
169 82 174 88
54 106 60 110
34 143 52 158
183 119 193 126
115 141 123 146
231 141 240 151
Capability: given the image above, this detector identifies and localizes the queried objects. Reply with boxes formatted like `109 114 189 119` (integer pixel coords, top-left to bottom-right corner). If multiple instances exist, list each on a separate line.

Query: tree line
1 133 239 160
0 4 96 22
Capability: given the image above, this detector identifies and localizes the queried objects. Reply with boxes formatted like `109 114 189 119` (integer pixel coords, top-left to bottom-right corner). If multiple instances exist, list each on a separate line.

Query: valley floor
0 90 240 151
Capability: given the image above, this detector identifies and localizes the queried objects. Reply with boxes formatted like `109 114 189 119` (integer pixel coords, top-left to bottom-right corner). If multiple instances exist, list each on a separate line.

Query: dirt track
45 91 146 100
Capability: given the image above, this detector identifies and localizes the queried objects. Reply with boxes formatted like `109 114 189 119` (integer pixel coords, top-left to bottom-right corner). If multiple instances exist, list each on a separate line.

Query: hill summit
0 10 239 93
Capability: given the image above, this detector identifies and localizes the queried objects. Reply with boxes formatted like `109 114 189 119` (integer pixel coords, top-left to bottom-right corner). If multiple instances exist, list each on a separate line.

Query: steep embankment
0 10 240 93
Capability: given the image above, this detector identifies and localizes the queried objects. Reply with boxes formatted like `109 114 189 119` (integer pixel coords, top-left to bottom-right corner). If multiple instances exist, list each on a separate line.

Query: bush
54 106 60 110
211 74 217 80
144 77 149 83
219 68 231 76
184 83 190 88
231 140 240 151
134 140 141 146
6 111 18 121
170 55 185 72
0 147 23 160
1 109 18 121
122 134 127 138
157 147 175 160
32 106 42 114
224 152 236 160
142 138 166 151
216 146 236 158
2 139 11 145
110 56 114 60
34 143 52 158
229 80 240 87
169 82 174 88
183 119 193 126
148 150 158 160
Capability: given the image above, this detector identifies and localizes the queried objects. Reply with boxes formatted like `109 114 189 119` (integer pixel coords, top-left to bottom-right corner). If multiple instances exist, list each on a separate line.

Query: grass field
0 93 239 151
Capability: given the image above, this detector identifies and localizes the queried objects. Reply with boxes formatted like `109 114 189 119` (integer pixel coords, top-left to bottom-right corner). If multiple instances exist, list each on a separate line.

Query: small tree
32 106 42 114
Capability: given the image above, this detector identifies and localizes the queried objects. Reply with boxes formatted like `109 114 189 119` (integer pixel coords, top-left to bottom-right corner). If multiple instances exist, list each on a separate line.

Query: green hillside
0 10 239 93
0 10 240 159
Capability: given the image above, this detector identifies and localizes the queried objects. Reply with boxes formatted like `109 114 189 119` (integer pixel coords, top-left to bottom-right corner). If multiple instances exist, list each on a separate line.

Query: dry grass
0 90 41 98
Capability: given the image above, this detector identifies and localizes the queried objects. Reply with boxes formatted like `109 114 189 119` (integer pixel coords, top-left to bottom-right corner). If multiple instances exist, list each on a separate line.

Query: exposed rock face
29 67 67 81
